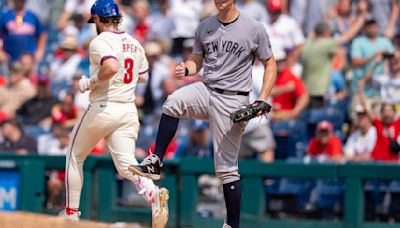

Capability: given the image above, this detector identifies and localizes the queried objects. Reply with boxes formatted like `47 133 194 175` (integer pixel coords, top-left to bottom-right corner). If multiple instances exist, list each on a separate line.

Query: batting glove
79 75 100 93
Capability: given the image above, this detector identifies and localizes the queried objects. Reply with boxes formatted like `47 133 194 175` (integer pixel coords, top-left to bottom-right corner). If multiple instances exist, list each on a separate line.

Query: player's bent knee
216 171 240 184
162 95 184 118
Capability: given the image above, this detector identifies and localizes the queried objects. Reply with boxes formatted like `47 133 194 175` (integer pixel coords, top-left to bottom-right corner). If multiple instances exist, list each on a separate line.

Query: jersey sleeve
192 25 204 56
89 37 118 66
255 24 273 61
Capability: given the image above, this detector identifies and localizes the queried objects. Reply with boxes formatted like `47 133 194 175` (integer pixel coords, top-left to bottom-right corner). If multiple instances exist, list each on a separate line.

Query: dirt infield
0 211 148 228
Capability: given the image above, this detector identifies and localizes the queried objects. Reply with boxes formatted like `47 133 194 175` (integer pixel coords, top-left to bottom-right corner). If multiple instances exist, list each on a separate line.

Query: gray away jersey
193 13 272 92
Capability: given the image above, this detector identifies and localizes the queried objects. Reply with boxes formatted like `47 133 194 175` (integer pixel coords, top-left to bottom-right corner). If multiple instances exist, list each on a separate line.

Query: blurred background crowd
0 0 400 222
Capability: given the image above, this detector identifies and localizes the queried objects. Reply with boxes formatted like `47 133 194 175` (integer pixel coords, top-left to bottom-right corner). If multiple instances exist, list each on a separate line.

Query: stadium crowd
0 0 399 220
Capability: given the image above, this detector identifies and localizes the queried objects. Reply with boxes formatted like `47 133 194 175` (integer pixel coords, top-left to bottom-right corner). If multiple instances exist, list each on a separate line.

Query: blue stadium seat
305 107 345 140
271 120 307 159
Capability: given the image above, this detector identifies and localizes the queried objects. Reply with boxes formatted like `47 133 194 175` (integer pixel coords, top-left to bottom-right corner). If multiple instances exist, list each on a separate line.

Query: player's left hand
230 100 272 123
79 75 96 93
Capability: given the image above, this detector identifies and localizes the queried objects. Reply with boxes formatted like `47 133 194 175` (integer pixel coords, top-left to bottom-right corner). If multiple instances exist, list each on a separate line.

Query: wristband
184 67 189 76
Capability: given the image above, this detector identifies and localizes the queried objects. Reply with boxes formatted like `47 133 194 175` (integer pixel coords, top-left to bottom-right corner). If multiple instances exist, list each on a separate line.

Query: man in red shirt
307 121 343 162
359 82 400 161
270 49 309 121
370 104 400 161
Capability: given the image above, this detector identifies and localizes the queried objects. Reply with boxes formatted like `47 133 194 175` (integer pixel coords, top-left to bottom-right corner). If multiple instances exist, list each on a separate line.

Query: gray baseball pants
163 82 249 184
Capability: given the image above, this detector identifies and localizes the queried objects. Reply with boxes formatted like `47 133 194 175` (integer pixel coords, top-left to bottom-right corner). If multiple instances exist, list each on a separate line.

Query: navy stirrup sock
223 180 241 228
153 113 179 162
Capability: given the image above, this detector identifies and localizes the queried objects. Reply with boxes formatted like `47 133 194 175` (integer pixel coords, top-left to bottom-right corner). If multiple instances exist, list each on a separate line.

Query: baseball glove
230 100 272 123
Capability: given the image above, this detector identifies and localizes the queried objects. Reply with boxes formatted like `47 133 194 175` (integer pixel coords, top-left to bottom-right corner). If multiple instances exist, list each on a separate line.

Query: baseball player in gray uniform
129 0 277 227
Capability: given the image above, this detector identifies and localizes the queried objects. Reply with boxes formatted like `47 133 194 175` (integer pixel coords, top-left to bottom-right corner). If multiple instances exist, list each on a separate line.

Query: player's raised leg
128 82 209 180
106 107 169 228
59 109 108 220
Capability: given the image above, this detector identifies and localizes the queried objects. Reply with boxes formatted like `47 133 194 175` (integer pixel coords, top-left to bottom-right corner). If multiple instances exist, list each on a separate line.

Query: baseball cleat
128 154 162 180
152 187 169 228
57 209 81 221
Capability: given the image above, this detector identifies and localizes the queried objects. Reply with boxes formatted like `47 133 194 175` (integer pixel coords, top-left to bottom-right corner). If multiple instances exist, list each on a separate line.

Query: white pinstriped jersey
88 31 149 103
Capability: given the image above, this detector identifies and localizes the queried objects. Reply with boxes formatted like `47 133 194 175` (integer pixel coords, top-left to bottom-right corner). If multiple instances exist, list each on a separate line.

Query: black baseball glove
230 100 272 123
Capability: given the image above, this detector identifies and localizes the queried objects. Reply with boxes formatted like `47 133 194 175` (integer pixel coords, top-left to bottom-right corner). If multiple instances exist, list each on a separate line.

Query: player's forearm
259 57 277 101
97 58 120 82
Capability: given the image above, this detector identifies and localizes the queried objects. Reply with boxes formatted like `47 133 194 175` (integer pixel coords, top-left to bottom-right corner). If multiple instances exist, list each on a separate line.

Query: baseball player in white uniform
58 1 169 227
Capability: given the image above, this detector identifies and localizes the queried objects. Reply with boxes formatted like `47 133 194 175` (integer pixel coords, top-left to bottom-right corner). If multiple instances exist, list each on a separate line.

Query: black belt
211 87 249 96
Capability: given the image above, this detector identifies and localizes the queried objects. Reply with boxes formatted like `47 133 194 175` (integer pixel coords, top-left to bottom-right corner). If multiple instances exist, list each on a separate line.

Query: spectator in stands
57 0 94 30
169 0 202 55
326 66 347 106
37 123 70 209
265 0 305 68
270 48 309 121
187 120 212 158
344 105 377 162
289 0 336 35
62 13 95 46
0 0 47 63
358 83 400 161
369 0 399 39
306 121 343 163
51 92 80 129
46 170 64 209
237 0 268 26
148 0 175 41
240 59 276 163
24 0 50 24
362 53 400 107
326 0 368 55
351 17 395 114
0 61 36 119
20 53 38 85
136 41 172 115
302 18 366 108
131 0 151 44
17 77 59 136
49 36 83 95
38 123 69 156
0 118 37 154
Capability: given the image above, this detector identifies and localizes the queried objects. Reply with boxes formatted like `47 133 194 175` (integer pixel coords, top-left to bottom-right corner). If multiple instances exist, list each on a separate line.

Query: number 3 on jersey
124 58 134 84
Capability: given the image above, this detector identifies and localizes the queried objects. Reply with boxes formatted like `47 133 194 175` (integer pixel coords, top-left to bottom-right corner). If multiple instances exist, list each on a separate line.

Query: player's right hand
79 75 94 93
175 62 186 80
